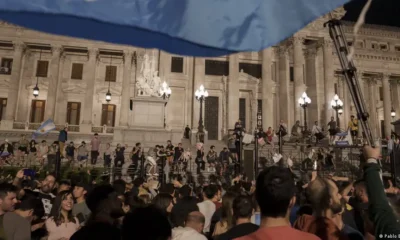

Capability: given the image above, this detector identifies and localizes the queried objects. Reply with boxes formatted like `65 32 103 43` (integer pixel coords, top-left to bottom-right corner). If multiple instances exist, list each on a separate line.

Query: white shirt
172 227 207 240
197 200 216 233
312 125 322 135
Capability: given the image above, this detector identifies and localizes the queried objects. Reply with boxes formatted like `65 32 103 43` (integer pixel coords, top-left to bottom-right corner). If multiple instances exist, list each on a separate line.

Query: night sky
343 0 400 27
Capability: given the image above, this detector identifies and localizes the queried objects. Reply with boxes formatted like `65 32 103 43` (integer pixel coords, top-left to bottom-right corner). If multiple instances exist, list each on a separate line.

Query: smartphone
24 169 36 178
254 212 261 226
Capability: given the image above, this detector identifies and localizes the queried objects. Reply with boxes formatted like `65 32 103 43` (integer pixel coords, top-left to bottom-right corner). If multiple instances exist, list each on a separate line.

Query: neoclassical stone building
0 8 399 145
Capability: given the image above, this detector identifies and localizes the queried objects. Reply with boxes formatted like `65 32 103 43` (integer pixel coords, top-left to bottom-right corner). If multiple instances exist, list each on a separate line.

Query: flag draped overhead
0 0 349 57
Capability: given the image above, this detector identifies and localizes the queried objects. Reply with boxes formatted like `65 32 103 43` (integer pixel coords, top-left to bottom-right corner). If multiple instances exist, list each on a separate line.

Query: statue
136 53 161 97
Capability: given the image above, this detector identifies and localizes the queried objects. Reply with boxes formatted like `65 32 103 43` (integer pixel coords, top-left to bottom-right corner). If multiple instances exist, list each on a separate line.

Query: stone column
44 46 62 121
119 50 133 127
192 57 205 130
382 73 392 138
81 49 98 132
2 42 24 129
261 48 274 129
367 78 378 137
323 40 335 125
391 80 400 119
304 48 318 127
277 47 290 126
54 54 66 124
292 37 306 123
228 53 239 129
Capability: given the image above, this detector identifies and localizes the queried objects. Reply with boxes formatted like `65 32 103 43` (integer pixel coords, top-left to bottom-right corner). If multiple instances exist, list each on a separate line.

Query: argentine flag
33 119 56 138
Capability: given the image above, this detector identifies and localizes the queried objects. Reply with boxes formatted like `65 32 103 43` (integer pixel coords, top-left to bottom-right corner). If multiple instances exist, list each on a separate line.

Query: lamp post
33 49 43 97
298 92 311 134
330 94 344 128
159 81 172 100
195 85 208 142
391 107 396 119
159 81 172 128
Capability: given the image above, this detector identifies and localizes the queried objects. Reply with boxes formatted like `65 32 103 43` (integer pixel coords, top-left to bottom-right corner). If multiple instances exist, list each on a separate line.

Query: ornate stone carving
0 79 10 88
275 47 289 58
136 53 162 97
303 48 317 58
13 42 25 52
61 82 87 94
88 48 98 60
52 46 63 56
289 36 305 46
123 50 134 63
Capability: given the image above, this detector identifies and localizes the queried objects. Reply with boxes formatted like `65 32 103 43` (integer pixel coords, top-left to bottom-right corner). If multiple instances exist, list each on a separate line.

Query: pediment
238 70 260 84
26 82 49 91
61 82 87 94
97 86 122 97
0 79 10 88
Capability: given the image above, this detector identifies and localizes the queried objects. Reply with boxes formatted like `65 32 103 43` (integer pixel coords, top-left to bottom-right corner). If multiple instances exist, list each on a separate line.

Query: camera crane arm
324 17 375 147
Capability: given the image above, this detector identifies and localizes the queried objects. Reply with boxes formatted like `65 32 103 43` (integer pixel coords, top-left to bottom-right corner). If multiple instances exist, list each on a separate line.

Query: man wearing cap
72 183 91 226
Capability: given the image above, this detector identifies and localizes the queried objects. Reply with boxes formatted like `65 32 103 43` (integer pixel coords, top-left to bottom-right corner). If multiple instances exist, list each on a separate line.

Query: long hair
220 191 238 229
152 193 173 215
49 190 76 226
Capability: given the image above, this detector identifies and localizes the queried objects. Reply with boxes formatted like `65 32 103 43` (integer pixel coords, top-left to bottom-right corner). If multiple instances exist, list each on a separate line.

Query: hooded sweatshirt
172 227 207 240
294 214 349 240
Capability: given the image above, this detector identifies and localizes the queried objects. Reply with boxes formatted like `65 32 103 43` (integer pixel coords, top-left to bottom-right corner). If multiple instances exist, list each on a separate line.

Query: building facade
0 8 399 145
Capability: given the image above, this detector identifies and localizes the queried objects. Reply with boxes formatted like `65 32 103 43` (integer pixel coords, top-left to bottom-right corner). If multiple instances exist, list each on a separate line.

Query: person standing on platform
327 117 337 145
90 133 101 166
58 127 68 158
347 115 359 144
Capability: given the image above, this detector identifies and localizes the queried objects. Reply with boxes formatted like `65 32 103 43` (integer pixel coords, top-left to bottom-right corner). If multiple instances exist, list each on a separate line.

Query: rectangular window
239 98 246 129
289 66 294 82
30 100 46 123
0 98 7 120
170 57 184 73
205 60 229 76
36 60 49 77
395 46 400 52
0 58 13 75
105 65 117 82
66 102 81 125
334 83 338 94
101 104 116 127
71 63 84 80
238 63 262 78
379 87 383 101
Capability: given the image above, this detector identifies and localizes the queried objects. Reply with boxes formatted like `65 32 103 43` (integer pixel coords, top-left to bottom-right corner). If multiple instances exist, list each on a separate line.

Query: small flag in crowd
32 119 56 139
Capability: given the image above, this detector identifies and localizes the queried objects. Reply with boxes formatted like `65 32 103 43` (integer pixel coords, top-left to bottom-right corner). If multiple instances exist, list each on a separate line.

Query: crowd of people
0 144 399 240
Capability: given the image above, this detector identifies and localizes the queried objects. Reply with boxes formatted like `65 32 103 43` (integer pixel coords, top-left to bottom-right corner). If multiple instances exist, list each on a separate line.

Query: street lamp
105 56 113 102
33 84 39 98
391 107 396 119
33 49 43 97
298 92 311 133
195 85 209 141
330 94 344 128
159 81 172 100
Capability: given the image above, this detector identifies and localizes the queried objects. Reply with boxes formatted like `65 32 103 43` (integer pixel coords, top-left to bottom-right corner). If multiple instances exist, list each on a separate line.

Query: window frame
66 102 81 125
30 100 46 123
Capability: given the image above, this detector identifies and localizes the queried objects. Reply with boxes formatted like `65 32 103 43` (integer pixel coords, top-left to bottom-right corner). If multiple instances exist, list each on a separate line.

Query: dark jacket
364 163 400 236
0 143 13 154
58 130 68 142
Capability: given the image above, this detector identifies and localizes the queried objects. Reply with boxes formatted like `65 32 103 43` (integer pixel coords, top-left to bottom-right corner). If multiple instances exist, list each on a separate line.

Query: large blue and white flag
33 119 56 137
0 0 350 57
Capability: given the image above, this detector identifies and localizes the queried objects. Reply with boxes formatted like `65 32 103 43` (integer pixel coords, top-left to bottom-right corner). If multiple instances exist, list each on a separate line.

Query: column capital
377 73 391 81
88 48 98 61
52 45 63 56
303 48 317 58
289 36 305 46
275 46 288 58
123 50 134 64
13 41 25 52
